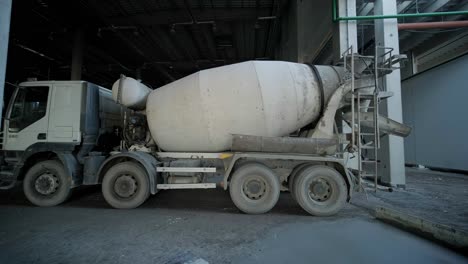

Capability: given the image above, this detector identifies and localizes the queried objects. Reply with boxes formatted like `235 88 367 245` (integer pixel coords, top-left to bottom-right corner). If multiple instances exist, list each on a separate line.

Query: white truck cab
0 81 122 206
4 81 83 151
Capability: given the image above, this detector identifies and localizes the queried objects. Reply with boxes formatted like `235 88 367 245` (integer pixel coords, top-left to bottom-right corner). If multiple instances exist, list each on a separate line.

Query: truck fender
334 162 355 200
97 151 160 194
56 153 81 188
13 143 80 188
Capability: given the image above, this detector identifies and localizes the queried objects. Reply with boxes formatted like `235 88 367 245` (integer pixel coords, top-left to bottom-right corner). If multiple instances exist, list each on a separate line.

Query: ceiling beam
87 1 177 83
105 7 273 26
399 0 451 40
358 3 374 16
362 0 454 54
400 2 468 52
397 1 412 13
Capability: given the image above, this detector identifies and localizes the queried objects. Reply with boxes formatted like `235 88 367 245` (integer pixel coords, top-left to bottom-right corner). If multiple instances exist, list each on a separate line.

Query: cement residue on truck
0 57 410 216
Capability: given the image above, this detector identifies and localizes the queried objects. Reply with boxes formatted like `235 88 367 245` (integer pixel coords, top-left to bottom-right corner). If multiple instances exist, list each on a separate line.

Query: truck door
47 84 81 143
3 85 51 151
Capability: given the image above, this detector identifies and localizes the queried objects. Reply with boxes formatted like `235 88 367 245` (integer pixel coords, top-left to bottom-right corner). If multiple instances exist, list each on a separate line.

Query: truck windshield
9 86 49 132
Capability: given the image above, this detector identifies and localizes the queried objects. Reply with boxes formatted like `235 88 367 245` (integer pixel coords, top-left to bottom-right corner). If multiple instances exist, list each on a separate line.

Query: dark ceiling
6 0 467 93
6 0 285 90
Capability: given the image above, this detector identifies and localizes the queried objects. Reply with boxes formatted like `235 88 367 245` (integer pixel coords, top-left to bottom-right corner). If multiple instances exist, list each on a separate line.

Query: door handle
37 133 47 140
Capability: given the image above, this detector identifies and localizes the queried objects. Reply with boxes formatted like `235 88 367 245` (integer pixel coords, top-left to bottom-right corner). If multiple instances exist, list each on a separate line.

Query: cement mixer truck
0 56 410 216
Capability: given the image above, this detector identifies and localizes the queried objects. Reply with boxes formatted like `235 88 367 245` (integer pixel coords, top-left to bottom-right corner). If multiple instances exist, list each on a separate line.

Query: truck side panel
47 83 82 143
98 87 122 134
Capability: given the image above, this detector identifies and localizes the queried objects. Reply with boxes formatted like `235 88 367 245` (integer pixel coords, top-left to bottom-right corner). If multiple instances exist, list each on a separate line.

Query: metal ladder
343 45 406 192
342 46 382 192
355 89 380 192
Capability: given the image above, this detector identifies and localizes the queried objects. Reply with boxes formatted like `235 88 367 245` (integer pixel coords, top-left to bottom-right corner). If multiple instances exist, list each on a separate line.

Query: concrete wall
276 0 332 63
296 0 333 63
276 0 297 62
402 54 468 171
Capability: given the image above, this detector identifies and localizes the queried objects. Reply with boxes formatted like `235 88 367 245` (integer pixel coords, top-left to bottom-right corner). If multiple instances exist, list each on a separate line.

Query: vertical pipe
332 0 337 22
71 28 85 80
0 0 12 126
357 92 362 187
350 47 355 149
374 92 378 192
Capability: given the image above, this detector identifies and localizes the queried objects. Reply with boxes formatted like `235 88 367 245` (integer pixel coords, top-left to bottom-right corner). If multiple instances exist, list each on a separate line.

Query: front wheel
229 163 280 214
23 160 72 207
294 165 347 216
102 162 150 209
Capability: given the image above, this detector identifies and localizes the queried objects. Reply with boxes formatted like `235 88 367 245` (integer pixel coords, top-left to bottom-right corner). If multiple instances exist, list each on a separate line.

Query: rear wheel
294 165 347 216
288 163 312 201
229 163 280 214
23 160 72 207
102 162 150 209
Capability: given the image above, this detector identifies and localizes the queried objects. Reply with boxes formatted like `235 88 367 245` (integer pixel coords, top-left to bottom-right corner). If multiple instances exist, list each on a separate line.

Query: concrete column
333 0 357 63
374 0 406 187
0 0 12 120
333 0 358 170
71 28 85 80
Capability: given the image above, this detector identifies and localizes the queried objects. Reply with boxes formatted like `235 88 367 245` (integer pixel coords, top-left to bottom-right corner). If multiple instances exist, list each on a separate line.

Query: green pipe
332 0 337 22
332 0 468 22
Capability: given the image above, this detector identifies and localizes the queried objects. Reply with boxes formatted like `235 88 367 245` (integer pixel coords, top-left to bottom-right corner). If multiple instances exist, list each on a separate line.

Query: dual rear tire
229 163 347 216
290 165 347 216
229 163 280 214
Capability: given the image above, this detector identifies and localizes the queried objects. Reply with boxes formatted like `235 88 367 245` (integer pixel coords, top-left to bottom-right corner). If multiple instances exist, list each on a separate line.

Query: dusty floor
0 168 467 264
352 167 468 231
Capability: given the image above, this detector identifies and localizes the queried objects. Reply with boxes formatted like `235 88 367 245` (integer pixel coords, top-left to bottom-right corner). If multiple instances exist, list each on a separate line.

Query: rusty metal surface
231 134 339 155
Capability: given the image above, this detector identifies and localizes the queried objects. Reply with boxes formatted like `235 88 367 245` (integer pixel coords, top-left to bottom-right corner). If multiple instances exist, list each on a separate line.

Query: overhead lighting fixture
257 16 277 20
254 22 261 29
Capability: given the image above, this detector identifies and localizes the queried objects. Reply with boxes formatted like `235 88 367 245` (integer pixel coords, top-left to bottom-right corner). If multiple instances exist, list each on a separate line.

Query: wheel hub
243 177 266 200
35 173 59 195
308 178 331 202
114 175 138 198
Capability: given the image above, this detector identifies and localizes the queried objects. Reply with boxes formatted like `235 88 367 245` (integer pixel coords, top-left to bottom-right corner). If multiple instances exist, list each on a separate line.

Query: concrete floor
0 168 467 264
352 167 468 231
